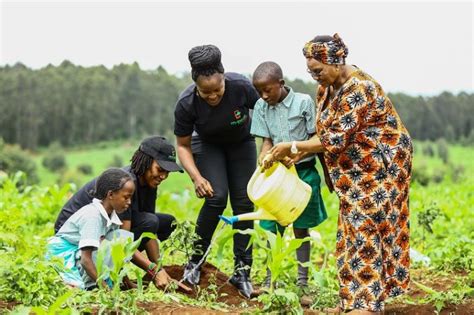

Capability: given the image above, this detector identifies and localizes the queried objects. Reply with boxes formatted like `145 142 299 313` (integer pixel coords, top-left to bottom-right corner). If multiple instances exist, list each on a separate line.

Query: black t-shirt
174 72 260 144
54 166 157 233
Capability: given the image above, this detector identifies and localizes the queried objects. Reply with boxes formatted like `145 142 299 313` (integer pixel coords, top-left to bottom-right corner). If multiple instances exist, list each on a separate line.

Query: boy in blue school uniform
250 61 327 305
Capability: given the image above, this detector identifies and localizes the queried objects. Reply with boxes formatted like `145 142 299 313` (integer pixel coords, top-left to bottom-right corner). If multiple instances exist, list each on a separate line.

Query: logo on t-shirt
230 109 247 126
234 110 241 120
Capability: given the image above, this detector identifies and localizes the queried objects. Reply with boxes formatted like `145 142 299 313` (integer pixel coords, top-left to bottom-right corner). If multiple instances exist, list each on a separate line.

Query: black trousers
131 211 176 251
190 136 256 267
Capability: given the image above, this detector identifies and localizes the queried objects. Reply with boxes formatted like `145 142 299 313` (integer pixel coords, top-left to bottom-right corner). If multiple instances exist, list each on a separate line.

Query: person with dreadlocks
53 136 190 291
265 34 413 314
174 44 260 298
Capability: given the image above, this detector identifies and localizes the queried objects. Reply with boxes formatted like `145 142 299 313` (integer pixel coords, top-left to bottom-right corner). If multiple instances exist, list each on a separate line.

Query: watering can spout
219 208 277 225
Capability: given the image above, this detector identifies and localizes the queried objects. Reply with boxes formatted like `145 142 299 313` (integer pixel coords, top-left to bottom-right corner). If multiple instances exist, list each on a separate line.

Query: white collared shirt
56 198 122 250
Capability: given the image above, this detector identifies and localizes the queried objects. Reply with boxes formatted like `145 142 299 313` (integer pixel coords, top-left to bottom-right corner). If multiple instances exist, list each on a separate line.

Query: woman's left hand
269 142 292 160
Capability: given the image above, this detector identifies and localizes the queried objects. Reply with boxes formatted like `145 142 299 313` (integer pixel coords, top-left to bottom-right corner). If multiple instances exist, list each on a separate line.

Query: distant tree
0 63 471 149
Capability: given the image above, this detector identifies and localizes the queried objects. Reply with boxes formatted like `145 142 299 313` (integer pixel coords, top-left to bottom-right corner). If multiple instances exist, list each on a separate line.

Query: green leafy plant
306 236 339 309
30 291 78 315
0 256 68 307
161 220 202 262
256 288 301 314
413 278 474 313
417 203 445 251
195 273 220 304
95 232 157 313
216 225 306 312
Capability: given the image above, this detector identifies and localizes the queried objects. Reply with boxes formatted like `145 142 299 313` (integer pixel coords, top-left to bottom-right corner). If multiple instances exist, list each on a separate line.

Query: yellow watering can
219 162 312 226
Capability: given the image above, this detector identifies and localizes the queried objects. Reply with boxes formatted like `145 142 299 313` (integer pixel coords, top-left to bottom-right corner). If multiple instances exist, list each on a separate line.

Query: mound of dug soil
163 262 260 307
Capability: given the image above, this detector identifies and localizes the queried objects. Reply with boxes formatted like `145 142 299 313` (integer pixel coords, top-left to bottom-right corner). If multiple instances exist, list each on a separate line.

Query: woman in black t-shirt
174 45 259 298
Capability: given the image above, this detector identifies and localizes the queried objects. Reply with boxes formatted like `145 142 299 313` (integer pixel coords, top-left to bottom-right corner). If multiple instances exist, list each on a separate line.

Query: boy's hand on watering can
219 215 239 225
261 153 274 171
193 176 214 198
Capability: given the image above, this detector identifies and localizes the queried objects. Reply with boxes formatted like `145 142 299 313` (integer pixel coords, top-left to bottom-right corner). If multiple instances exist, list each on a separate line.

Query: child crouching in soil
47 167 190 292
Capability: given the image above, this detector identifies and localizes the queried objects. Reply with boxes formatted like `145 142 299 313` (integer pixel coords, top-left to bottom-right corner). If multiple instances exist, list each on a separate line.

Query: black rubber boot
183 261 201 285
229 260 254 299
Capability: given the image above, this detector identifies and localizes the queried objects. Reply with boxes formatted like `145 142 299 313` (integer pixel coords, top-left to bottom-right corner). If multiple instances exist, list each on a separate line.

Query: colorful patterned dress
316 69 413 311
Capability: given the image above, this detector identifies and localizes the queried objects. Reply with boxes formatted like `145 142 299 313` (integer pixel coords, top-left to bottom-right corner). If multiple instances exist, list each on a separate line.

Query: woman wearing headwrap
266 34 413 314
174 45 259 298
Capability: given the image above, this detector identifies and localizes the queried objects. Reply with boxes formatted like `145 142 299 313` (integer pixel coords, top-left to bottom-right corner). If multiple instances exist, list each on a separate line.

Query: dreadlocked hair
130 149 154 177
188 44 225 81
92 168 133 200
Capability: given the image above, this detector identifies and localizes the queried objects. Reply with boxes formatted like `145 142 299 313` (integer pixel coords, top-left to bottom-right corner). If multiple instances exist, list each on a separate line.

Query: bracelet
146 262 161 280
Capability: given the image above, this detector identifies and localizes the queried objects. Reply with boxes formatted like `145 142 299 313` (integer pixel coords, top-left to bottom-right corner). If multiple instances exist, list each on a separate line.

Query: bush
57 169 82 188
412 164 431 186
422 142 435 157
108 154 124 168
0 144 39 185
436 138 449 164
449 163 466 183
42 153 67 172
432 169 445 184
0 257 67 306
77 163 93 175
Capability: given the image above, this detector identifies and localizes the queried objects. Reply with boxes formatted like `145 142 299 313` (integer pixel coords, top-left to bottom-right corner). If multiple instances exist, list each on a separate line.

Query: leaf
48 290 74 313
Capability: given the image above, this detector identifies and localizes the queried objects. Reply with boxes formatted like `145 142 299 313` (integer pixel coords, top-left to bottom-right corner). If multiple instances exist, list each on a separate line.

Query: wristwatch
291 141 298 154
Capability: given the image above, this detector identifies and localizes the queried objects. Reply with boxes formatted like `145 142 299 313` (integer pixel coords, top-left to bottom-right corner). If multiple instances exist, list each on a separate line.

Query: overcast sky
1 0 472 95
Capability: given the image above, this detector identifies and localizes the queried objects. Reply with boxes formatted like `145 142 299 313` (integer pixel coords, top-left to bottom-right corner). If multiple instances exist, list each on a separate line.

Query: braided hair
92 168 133 199
188 45 225 81
130 149 154 177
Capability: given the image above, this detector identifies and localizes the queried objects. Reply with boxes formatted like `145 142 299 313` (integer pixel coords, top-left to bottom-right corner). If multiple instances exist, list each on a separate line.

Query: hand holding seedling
154 269 192 293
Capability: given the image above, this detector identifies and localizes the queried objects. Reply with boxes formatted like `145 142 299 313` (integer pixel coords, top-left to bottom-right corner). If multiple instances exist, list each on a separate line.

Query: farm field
0 141 473 314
